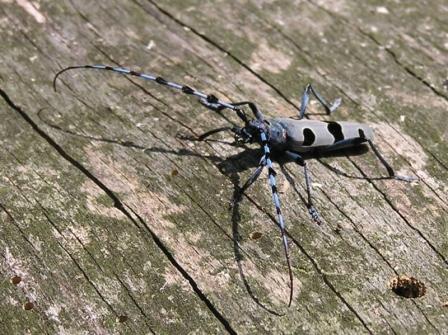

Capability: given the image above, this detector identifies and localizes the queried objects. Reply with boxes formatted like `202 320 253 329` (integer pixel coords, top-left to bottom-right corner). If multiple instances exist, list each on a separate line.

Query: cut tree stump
1 1 447 334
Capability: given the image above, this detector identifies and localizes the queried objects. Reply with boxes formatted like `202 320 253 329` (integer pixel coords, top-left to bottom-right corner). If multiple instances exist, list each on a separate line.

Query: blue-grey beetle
53 65 416 307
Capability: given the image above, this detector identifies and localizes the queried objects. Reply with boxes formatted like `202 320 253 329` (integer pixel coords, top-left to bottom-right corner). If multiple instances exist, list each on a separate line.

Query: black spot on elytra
358 128 366 139
327 122 344 142
303 128 315 146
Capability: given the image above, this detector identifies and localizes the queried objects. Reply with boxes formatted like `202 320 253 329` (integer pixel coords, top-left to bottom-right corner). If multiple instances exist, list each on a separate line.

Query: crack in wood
113 275 156 334
316 183 441 333
145 0 301 111
304 0 448 173
307 0 448 102
0 202 43 258
243 193 374 333
358 29 448 102
137 3 448 332
2 0 447 331
349 159 448 266
0 87 237 335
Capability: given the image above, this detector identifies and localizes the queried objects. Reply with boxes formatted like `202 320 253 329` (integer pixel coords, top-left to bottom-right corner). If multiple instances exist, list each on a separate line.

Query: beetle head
234 119 269 144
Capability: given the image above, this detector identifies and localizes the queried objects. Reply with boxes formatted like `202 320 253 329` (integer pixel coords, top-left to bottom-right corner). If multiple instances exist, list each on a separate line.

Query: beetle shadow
38 108 285 311
38 109 383 312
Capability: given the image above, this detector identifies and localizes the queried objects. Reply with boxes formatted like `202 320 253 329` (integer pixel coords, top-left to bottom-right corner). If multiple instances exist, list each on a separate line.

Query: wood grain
1 0 447 333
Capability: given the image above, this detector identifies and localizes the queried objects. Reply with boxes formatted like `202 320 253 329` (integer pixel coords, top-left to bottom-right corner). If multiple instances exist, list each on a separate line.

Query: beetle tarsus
329 97 342 114
394 175 418 183
299 84 341 118
308 206 322 225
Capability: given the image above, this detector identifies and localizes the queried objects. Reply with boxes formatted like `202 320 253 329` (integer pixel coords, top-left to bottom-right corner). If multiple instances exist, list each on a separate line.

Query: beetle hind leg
367 140 418 182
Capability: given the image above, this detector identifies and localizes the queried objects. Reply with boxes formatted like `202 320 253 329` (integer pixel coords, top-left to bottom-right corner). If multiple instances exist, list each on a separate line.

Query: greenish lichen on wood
1 0 447 334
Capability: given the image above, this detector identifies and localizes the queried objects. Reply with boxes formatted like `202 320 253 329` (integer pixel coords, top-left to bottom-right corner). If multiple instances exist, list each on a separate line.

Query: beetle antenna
53 64 252 121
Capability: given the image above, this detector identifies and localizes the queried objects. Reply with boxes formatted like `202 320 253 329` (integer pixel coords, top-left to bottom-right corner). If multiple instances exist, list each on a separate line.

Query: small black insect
53 65 416 306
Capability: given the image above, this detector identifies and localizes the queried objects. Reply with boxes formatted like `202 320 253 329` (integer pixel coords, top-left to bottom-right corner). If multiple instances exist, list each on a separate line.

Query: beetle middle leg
299 84 342 119
285 150 322 225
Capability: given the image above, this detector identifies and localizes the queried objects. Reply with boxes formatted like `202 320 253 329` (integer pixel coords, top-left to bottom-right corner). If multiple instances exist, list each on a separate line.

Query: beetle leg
233 155 266 204
285 150 322 225
367 140 418 182
318 137 366 152
196 127 235 141
241 155 266 192
229 101 265 121
299 84 342 119
200 99 265 124
317 138 417 182
197 127 257 146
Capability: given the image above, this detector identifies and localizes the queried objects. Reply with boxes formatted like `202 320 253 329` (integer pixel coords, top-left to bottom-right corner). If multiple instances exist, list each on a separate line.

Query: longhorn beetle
53 65 416 307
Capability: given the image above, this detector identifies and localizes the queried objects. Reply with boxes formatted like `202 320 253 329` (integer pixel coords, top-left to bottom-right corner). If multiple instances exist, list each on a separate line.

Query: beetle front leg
196 127 234 141
232 155 266 204
299 84 342 119
285 150 322 225
197 126 254 144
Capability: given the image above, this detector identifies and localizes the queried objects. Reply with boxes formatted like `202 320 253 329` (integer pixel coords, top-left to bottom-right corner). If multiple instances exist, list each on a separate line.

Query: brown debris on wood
0 0 447 334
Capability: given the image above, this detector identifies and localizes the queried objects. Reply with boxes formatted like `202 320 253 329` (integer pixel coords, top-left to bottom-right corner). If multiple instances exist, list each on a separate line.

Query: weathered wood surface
1 0 447 334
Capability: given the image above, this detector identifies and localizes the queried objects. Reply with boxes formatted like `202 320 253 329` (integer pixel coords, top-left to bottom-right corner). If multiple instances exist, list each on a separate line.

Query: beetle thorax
267 120 288 148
